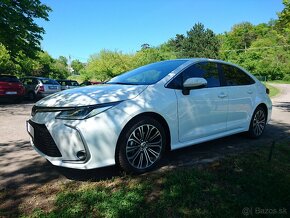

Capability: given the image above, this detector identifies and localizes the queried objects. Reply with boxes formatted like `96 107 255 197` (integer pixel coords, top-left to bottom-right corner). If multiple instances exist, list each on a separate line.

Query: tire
248 106 267 138
28 91 35 101
117 116 166 174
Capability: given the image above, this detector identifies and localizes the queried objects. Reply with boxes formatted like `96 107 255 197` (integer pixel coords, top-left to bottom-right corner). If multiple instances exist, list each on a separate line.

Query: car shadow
53 164 121 181
53 120 290 181
273 101 290 112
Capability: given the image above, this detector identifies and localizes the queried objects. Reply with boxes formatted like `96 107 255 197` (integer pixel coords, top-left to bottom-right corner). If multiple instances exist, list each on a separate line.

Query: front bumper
27 107 129 169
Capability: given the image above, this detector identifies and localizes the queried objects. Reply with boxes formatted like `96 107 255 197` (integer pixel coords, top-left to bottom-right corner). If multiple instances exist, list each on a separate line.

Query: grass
265 83 280 98
21 143 290 218
268 80 290 84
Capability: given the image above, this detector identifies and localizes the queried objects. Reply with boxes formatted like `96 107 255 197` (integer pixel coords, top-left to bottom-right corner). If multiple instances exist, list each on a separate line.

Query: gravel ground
0 84 289 215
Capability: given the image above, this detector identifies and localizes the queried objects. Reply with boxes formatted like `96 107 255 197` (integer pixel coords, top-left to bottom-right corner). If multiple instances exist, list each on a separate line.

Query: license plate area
6 91 17 95
49 86 57 90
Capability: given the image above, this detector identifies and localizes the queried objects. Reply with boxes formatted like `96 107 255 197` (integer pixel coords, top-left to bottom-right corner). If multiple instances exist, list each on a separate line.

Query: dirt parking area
1 84 290 216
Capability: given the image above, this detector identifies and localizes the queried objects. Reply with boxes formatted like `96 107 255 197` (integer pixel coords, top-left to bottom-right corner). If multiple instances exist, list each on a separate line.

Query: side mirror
182 77 207 95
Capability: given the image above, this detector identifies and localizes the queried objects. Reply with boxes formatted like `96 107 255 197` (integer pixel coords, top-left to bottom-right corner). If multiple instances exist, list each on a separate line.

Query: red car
0 75 25 102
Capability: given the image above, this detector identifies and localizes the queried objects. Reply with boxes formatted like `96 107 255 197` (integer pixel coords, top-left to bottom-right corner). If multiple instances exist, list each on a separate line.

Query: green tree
50 59 69 79
276 0 290 32
248 31 289 80
0 43 17 74
221 22 258 52
82 50 133 81
0 0 51 60
133 46 176 67
32 51 53 77
71 59 85 74
58 56 68 67
15 52 38 77
220 27 289 81
168 23 220 58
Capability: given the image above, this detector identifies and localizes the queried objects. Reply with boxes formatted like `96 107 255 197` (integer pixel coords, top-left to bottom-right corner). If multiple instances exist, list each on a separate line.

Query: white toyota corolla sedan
27 59 272 173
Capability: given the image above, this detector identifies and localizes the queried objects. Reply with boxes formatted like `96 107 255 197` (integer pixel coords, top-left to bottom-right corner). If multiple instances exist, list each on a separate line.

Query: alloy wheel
126 124 162 170
252 109 266 136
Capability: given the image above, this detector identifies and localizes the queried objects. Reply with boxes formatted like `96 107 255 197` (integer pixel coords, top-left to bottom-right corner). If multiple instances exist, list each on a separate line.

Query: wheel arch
27 90 36 100
115 111 171 163
255 103 268 121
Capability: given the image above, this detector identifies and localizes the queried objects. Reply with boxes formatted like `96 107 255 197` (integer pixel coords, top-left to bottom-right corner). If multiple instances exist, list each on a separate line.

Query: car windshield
107 60 187 85
41 78 59 85
0 75 20 83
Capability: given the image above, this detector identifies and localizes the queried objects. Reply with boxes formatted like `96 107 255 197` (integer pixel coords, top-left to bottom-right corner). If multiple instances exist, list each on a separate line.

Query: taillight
266 87 270 95
20 84 25 94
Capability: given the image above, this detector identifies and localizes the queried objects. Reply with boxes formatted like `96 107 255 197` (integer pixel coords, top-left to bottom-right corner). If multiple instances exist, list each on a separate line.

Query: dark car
0 75 25 103
21 77 61 100
80 81 103 86
56 79 80 90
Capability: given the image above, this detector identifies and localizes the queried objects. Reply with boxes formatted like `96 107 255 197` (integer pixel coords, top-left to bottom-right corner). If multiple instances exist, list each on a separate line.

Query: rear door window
220 64 255 86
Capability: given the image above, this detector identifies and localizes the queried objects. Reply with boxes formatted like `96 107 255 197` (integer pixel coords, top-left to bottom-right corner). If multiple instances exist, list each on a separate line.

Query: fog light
76 150 87 161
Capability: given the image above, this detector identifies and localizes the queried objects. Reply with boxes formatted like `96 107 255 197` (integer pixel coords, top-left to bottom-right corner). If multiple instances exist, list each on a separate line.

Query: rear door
219 63 256 131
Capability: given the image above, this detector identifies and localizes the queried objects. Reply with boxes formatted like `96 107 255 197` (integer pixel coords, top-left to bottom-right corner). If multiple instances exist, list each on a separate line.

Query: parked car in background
80 81 103 86
0 75 25 103
27 59 272 174
21 77 61 100
56 79 80 90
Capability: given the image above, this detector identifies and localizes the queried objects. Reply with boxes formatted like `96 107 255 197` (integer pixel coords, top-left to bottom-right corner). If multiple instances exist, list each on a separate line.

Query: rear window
71 81 79 86
40 79 59 85
0 75 20 83
58 80 79 86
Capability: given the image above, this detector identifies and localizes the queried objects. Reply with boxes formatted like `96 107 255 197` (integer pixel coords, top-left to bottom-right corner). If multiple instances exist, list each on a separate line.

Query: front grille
28 120 62 157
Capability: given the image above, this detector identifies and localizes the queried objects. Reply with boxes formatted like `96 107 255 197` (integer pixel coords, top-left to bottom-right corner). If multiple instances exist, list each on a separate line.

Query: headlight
55 102 120 120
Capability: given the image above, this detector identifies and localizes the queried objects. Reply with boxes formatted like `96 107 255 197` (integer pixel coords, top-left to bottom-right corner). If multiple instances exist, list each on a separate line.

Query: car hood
35 84 147 107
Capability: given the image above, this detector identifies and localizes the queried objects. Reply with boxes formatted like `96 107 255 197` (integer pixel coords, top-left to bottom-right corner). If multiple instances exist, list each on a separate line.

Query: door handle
247 90 253 94
218 93 227 98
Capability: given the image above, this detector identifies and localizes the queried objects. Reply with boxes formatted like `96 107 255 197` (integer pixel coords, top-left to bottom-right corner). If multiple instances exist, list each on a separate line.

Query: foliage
221 22 258 51
132 46 176 67
0 0 51 60
275 0 290 32
71 59 85 74
167 23 220 58
81 50 133 81
0 43 17 74
50 57 70 79
220 21 290 80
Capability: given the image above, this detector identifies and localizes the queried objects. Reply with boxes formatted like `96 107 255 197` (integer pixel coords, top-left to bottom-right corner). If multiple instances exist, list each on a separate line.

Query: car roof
21 76 54 80
57 79 77 82
0 74 18 78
